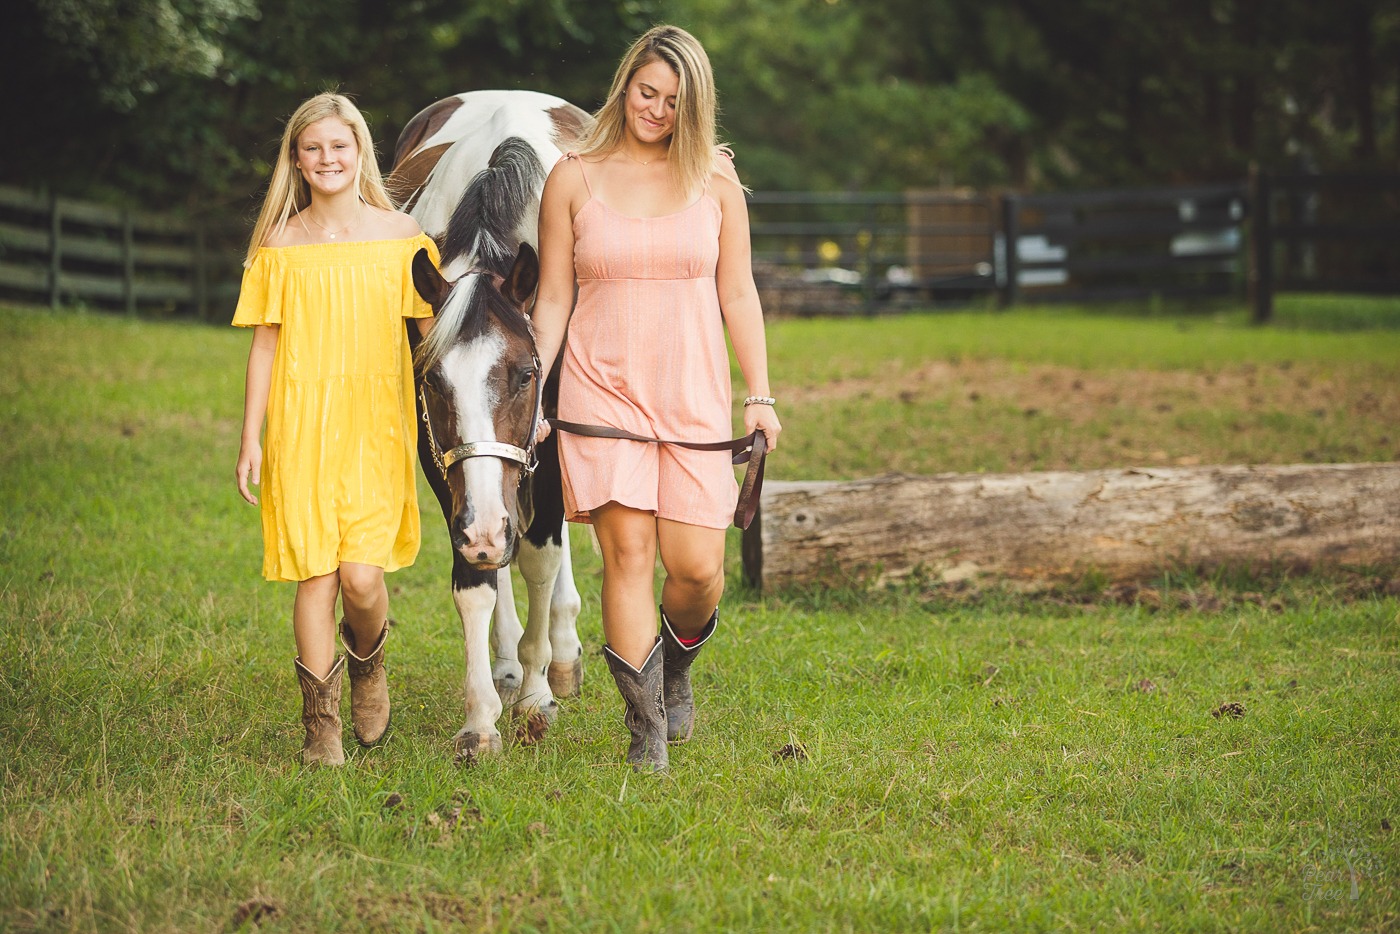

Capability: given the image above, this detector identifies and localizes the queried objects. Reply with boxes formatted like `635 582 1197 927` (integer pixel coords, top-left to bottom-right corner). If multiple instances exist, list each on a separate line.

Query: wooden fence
1248 172 1400 323
748 190 999 316
4 174 1396 320
1002 183 1247 304
0 185 244 318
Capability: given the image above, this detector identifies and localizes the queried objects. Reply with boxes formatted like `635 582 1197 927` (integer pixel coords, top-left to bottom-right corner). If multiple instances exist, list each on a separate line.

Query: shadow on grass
751 562 1400 618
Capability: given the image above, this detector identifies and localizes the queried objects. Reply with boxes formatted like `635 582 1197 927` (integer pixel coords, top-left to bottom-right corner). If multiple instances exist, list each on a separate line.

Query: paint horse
389 91 591 761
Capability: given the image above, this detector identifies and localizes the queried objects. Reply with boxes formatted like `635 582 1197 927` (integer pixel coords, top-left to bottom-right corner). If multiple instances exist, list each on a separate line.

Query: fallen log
740 463 1400 591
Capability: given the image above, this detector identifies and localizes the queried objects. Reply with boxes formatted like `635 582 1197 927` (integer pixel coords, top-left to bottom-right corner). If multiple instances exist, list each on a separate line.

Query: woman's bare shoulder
371 207 422 238
262 218 305 248
543 155 590 202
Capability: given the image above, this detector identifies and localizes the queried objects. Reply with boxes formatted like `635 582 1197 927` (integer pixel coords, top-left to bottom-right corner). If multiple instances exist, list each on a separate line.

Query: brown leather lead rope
547 419 767 530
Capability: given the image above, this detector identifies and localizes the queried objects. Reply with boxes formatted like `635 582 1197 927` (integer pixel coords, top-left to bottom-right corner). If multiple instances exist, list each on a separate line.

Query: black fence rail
0 185 244 318
3 174 1396 320
748 190 998 316
1249 172 1400 322
1002 184 1248 305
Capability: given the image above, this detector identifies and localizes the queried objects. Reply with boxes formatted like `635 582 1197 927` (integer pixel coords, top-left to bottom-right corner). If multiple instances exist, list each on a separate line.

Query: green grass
761 296 1400 477
2 302 1398 932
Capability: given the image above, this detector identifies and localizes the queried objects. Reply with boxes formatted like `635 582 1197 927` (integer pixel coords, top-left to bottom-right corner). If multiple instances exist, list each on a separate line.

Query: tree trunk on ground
742 463 1400 591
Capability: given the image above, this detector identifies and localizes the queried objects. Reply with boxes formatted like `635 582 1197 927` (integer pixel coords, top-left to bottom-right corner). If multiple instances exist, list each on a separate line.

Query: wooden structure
0 185 243 318
747 190 998 316
1001 184 1247 305
741 463 1400 591
1249 172 1400 323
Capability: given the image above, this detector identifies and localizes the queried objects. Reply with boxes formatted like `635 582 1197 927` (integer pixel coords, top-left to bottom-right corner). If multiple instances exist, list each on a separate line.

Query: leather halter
420 353 543 483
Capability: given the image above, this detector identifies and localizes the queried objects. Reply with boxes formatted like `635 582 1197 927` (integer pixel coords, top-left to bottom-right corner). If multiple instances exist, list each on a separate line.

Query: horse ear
501 243 539 306
411 248 451 308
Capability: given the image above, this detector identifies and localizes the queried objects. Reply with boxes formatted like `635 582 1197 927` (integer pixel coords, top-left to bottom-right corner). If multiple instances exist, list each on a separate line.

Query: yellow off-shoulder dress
232 235 439 582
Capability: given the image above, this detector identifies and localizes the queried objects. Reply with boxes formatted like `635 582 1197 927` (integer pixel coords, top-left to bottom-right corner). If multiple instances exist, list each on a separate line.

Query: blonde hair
575 24 722 199
243 93 395 266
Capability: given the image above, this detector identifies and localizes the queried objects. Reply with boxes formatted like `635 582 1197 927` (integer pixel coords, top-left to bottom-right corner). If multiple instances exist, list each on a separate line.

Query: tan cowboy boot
294 656 345 766
340 619 391 746
660 606 718 744
603 638 668 773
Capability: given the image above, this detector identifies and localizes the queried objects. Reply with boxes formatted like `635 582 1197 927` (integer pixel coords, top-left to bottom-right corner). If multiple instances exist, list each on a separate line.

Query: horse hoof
452 730 502 767
547 658 583 697
512 704 557 746
513 694 559 723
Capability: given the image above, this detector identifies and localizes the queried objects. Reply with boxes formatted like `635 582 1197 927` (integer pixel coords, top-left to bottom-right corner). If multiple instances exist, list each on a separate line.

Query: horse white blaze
441 336 512 564
453 582 502 744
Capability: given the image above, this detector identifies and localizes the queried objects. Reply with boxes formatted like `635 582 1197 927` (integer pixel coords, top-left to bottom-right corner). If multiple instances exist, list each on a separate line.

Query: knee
601 535 656 580
298 571 340 602
667 557 724 596
339 564 384 607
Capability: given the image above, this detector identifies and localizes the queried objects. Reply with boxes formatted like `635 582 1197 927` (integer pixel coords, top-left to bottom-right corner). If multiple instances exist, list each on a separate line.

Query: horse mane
441 137 545 275
416 136 542 375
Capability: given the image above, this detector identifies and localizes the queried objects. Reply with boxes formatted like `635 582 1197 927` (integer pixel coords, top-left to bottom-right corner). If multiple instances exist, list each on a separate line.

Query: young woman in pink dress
533 25 782 771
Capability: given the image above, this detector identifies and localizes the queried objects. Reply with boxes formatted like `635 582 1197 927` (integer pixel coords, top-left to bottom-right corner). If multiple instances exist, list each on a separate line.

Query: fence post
121 210 136 315
1249 167 1274 324
1000 194 1020 307
194 223 209 320
48 191 62 309
861 201 877 315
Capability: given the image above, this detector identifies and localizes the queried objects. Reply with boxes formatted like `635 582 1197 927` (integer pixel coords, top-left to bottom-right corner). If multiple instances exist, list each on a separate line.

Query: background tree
2 0 1397 212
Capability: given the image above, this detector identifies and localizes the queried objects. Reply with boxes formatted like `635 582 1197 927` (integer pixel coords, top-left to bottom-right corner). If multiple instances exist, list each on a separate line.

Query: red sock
675 631 705 647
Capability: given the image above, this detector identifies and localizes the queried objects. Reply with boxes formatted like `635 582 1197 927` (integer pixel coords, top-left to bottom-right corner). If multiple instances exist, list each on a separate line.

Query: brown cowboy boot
294 655 345 766
340 619 391 746
603 638 668 772
660 606 718 744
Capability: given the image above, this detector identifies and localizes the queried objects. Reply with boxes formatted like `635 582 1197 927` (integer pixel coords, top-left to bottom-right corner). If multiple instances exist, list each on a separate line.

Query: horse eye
513 367 537 393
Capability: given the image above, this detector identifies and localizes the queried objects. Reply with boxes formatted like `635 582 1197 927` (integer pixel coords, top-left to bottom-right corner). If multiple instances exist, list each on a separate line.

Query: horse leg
452 558 504 763
490 567 525 708
547 522 584 697
512 537 560 736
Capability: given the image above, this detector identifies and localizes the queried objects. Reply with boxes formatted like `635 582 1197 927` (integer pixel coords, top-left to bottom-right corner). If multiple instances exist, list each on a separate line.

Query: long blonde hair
574 25 721 199
243 93 395 266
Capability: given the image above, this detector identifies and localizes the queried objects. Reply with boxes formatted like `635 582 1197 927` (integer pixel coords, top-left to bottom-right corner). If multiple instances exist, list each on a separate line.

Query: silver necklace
621 149 661 167
301 201 363 240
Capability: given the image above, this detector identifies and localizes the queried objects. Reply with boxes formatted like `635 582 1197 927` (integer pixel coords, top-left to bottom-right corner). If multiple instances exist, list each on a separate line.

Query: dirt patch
789 358 1393 428
784 358 1400 471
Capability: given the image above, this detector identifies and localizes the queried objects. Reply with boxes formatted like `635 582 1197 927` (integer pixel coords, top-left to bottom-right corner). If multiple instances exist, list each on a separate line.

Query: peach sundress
556 155 738 530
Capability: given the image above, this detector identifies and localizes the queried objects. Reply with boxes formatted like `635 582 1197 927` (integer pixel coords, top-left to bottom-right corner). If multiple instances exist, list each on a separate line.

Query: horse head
412 243 540 570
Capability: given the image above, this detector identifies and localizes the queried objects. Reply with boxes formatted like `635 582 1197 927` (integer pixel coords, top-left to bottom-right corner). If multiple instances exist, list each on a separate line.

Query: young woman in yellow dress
233 93 439 766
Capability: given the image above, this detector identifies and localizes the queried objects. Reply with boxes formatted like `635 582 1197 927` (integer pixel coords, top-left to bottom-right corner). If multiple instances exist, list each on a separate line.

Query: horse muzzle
452 516 517 570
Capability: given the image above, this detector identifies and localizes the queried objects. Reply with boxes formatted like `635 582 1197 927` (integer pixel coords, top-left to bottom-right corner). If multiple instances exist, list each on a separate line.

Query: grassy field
1 299 1397 932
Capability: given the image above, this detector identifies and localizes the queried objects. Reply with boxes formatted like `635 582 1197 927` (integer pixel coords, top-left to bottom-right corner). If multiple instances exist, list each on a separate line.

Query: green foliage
1 0 661 211
33 0 256 110
665 0 1400 189
2 0 1398 237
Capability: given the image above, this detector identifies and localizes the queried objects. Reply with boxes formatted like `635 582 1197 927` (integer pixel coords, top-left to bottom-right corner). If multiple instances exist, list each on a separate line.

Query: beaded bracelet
743 395 777 407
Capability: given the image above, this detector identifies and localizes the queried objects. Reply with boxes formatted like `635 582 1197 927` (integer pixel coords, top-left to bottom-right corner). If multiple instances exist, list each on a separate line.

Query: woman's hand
535 419 553 443
743 403 781 453
236 441 262 505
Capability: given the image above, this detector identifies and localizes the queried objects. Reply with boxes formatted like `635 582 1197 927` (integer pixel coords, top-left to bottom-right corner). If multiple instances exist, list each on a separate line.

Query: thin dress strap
563 151 593 197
